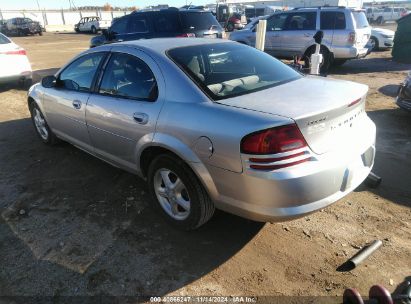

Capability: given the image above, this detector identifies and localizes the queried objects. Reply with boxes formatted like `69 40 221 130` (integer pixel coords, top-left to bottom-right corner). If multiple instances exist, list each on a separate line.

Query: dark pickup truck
1 18 43 36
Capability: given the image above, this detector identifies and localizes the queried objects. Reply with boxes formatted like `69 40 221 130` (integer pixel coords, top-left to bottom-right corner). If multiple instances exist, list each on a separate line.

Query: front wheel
147 154 215 230
91 26 97 34
29 102 59 145
369 36 379 51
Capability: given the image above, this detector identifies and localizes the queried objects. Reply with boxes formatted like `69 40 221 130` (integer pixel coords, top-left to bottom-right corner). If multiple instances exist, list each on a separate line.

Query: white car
370 28 395 51
0 32 32 86
74 16 111 34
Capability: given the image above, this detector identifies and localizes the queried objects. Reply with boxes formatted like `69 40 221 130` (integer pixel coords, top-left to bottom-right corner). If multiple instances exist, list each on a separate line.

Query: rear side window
320 12 346 30
59 53 105 92
284 12 316 30
352 11 369 28
153 12 181 33
266 14 287 31
99 53 158 101
180 12 221 31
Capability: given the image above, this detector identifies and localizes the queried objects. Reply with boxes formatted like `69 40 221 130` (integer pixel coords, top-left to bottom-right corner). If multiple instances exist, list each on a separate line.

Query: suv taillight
176 33 196 38
241 124 309 171
348 32 356 44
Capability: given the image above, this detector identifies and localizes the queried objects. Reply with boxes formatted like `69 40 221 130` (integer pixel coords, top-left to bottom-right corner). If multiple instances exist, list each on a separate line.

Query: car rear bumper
206 119 376 222
332 46 369 59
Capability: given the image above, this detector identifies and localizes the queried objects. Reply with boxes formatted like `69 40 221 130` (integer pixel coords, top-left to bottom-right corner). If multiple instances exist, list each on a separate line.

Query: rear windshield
352 11 369 28
180 12 221 31
167 43 301 100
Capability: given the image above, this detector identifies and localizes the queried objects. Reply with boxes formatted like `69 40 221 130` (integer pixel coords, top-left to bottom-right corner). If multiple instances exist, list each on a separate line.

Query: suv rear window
168 43 301 100
180 12 221 31
320 12 346 30
352 11 369 28
153 12 181 33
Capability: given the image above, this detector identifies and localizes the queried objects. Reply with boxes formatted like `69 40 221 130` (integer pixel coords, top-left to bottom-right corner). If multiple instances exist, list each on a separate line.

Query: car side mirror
314 30 324 44
41 75 56 88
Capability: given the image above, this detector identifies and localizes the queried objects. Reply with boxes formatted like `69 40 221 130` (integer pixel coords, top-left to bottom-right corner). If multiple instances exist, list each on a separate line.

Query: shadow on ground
0 117 264 297
330 57 411 75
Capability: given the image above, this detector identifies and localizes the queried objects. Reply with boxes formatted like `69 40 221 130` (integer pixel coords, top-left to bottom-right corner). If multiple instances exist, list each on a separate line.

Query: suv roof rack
292 6 346 10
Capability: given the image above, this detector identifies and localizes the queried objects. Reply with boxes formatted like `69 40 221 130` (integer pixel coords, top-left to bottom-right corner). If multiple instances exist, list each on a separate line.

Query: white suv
74 16 111 34
230 7 371 71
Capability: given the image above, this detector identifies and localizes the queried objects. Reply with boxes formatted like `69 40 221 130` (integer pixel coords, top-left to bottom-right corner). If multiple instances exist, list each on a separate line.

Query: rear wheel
376 16 384 25
29 102 58 145
38 31 43 36
91 26 97 34
147 154 215 230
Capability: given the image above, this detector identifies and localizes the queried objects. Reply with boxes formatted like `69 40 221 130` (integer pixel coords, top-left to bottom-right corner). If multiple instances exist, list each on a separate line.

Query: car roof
112 38 233 55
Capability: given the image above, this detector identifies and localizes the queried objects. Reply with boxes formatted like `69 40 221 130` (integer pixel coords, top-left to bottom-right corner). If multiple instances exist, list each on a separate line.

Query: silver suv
230 7 371 70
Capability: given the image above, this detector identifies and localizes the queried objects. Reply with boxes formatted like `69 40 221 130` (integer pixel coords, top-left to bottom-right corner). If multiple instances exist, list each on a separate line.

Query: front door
279 11 317 57
42 51 106 150
86 47 165 170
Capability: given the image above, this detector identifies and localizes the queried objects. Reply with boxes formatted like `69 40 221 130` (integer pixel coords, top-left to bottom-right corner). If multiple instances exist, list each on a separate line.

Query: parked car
229 6 371 71
90 8 224 48
29 38 376 230
369 28 395 51
0 32 32 86
366 6 409 24
2 17 42 36
74 16 111 34
397 71 411 111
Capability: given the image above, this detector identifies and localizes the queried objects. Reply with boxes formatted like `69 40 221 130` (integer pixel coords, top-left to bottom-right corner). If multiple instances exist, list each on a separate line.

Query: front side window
110 16 128 34
168 43 301 100
266 14 287 31
284 12 316 30
59 53 105 92
320 12 346 30
99 53 158 101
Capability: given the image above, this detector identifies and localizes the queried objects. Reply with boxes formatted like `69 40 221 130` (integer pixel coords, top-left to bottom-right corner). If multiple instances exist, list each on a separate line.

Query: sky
0 0 206 10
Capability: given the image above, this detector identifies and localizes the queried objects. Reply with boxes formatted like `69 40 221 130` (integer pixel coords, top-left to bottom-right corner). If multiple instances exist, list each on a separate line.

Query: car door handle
133 112 148 125
72 100 82 109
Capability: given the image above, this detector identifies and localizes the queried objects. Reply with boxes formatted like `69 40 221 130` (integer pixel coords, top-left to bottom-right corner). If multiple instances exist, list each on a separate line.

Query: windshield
352 11 369 28
180 12 221 31
167 43 301 100
0 33 11 44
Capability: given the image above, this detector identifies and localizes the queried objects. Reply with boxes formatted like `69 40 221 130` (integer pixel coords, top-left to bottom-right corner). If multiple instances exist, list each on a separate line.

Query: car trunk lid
216 76 369 155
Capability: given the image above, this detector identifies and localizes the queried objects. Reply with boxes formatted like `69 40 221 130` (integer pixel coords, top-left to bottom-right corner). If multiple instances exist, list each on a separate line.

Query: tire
38 31 43 36
333 59 347 66
91 26 97 34
377 16 384 25
147 154 215 230
29 102 59 145
370 36 379 51
226 23 234 32
304 46 332 74
19 78 32 89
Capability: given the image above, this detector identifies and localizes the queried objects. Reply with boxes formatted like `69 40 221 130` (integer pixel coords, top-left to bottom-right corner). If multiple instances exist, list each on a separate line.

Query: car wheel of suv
38 31 43 36
148 154 215 230
370 36 379 51
304 46 332 73
91 26 97 34
376 16 384 25
29 102 58 145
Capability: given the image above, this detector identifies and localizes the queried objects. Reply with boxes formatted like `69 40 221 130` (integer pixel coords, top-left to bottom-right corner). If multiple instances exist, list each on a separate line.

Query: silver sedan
28 38 376 230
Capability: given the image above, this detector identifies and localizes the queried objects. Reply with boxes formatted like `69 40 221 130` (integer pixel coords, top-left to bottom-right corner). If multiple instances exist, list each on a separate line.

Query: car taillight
176 33 196 38
348 32 356 44
241 124 310 171
3 49 26 55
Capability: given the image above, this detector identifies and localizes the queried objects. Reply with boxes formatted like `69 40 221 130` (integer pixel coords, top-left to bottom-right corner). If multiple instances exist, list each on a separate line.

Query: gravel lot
0 28 410 302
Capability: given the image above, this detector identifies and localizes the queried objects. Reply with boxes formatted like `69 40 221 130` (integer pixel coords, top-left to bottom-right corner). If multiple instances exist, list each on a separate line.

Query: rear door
86 47 165 169
279 11 317 57
351 10 371 49
320 11 348 49
42 51 107 150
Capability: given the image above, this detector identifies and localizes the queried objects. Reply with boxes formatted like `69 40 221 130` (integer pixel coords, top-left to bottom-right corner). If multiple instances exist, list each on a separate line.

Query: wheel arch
137 134 219 202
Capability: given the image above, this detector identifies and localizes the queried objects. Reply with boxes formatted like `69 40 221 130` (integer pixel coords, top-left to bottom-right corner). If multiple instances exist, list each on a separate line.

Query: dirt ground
0 26 410 303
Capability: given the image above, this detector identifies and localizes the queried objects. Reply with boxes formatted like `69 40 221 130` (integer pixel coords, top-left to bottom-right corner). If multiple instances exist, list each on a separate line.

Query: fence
0 9 133 28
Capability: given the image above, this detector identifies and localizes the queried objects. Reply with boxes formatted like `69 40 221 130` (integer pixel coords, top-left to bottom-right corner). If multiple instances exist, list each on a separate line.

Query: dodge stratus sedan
28 38 376 230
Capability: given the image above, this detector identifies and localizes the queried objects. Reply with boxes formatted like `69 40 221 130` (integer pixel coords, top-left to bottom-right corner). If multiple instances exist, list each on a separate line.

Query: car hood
216 76 368 120
371 28 395 35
